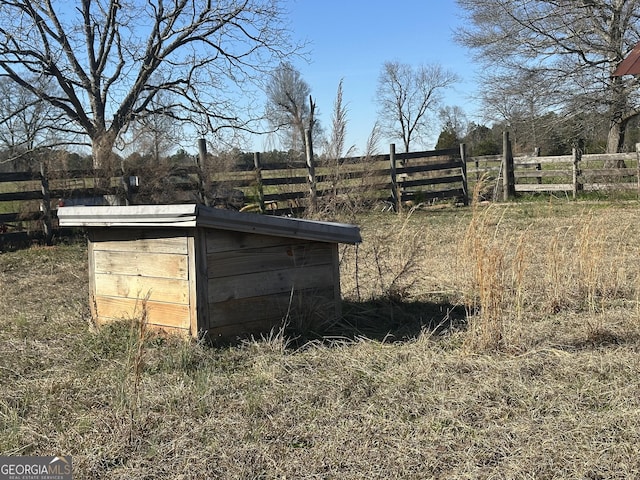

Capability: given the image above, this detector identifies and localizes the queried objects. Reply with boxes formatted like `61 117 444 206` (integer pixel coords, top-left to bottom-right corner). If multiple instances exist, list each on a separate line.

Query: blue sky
259 0 482 154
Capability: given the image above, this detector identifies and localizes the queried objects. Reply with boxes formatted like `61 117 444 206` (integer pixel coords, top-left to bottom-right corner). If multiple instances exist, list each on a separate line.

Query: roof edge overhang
57 204 362 244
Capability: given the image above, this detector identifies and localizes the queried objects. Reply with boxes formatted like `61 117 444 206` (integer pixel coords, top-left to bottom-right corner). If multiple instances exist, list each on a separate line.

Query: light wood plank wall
89 228 194 333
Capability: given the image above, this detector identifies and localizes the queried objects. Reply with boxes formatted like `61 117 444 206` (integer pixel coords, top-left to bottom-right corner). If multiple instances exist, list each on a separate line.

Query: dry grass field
2 198 640 478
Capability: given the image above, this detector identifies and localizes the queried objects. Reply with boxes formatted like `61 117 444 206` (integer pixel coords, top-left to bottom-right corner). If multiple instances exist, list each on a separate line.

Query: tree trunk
92 130 118 170
605 118 627 168
91 130 118 192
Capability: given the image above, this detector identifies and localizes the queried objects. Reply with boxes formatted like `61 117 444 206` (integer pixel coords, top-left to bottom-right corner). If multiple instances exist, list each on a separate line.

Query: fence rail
467 137 640 200
1 144 467 246
6 135 640 248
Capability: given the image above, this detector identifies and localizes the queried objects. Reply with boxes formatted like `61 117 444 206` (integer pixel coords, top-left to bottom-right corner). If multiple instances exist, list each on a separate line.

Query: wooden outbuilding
58 204 361 340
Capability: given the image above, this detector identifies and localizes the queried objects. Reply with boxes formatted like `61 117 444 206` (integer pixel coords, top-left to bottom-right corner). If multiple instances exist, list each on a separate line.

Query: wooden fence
7 135 639 248
0 145 467 247
467 133 640 200
0 166 126 246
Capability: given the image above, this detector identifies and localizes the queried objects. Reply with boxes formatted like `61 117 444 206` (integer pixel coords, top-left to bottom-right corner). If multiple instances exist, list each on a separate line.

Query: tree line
0 0 639 182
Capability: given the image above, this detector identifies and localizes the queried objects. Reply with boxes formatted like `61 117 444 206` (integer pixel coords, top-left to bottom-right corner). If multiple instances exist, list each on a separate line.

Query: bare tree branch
0 0 301 168
376 61 458 153
456 0 640 153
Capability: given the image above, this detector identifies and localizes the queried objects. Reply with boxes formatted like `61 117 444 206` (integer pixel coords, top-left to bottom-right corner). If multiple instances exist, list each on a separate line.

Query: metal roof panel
57 204 362 244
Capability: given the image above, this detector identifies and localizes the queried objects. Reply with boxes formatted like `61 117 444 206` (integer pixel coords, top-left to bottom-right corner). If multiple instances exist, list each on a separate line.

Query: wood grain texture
206 229 307 254
207 242 334 278
189 231 210 337
208 264 335 303
94 295 191 329
93 250 188 279
209 287 336 328
206 318 287 340
89 228 190 254
94 273 189 304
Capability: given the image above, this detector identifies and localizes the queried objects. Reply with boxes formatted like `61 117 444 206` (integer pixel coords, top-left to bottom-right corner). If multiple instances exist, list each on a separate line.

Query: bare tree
456 0 640 154
0 0 299 169
376 61 459 153
125 91 181 166
265 62 319 153
0 78 78 170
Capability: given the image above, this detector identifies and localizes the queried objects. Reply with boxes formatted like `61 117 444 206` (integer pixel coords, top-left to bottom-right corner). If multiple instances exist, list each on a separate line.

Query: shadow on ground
289 298 468 344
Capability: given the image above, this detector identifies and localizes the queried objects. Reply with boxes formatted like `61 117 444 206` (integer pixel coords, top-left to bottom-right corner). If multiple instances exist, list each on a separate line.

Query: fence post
572 147 582 199
304 128 317 214
39 160 53 245
253 152 265 213
459 143 469 206
197 138 210 207
389 143 400 213
502 131 515 201
534 147 542 184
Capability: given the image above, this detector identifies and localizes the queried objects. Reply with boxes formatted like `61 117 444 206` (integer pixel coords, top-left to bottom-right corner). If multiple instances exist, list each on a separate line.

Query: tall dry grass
3 202 640 478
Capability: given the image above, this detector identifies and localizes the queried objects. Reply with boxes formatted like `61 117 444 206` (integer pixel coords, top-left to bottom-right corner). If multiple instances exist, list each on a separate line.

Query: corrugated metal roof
613 42 640 76
57 204 362 244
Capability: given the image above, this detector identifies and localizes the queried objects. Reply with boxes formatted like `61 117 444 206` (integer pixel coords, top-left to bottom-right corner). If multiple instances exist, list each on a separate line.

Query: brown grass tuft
3 202 640 477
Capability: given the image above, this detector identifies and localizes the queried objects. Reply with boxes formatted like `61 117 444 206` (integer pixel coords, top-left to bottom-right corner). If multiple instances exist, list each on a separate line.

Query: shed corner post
188 228 210 339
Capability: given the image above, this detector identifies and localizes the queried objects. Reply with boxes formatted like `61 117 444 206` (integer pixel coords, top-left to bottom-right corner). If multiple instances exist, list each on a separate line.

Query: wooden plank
0 190 42 202
209 287 337 329
189 231 210 337
93 250 188 279
469 154 502 163
401 188 464 201
582 153 637 163
206 229 309 254
94 273 189 304
94 295 191 329
0 171 41 182
584 182 638 191
515 155 572 164
515 183 572 192
208 264 335 303
397 161 462 175
400 175 463 189
207 242 334 278
207 318 285 341
261 176 308 186
88 240 98 320
187 234 198 337
516 170 571 178
397 148 458 160
331 244 341 322
90 228 189 254
581 168 637 178
256 161 307 170
262 191 307 202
